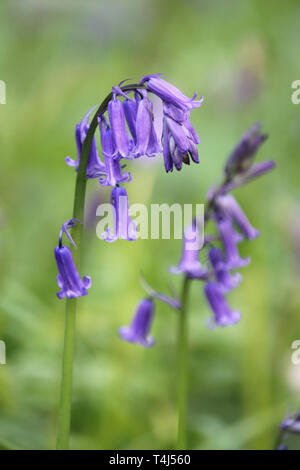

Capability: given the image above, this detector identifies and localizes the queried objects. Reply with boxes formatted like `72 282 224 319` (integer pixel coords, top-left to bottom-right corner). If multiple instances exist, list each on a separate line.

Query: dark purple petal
55 245 91 299
162 120 173 173
119 298 155 347
166 117 190 153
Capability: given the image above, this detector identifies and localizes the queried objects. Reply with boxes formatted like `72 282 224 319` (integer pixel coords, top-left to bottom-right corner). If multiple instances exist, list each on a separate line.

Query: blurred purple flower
217 218 250 269
208 247 242 292
224 122 267 178
204 282 241 327
221 160 276 193
170 222 207 278
119 298 155 347
216 194 260 240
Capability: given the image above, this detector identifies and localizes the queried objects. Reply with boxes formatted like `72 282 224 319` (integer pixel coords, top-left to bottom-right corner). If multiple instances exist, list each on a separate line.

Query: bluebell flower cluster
66 76 202 243
199 123 275 327
56 76 202 301
125 123 275 341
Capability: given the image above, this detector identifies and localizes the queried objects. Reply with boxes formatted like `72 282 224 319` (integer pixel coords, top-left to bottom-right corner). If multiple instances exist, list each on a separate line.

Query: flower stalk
177 276 191 450
56 83 144 450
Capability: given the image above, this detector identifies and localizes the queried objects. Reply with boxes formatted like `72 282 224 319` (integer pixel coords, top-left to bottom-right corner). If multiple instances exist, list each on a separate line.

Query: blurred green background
0 0 300 450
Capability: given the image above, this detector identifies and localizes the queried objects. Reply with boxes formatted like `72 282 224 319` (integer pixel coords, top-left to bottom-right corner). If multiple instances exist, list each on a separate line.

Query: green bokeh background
0 0 300 450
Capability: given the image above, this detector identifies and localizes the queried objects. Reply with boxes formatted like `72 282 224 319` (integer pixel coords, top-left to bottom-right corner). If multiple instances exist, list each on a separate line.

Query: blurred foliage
0 0 300 450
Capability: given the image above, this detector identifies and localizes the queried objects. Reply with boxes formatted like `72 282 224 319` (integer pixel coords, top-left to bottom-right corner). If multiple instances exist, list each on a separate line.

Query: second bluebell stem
177 276 191 450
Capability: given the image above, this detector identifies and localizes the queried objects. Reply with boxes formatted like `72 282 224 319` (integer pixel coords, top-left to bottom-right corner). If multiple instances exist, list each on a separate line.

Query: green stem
177 276 191 450
56 82 145 450
56 299 77 449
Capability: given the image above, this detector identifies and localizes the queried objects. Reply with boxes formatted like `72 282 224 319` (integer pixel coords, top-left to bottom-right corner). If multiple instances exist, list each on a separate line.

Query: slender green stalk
177 276 191 450
56 83 145 450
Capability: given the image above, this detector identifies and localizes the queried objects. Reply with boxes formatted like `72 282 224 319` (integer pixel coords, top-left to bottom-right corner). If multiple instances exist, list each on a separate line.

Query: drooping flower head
216 217 250 270
204 282 241 327
102 186 137 242
107 94 133 159
134 89 161 158
208 247 242 292
119 298 155 347
55 219 91 299
66 107 105 178
163 115 200 172
141 74 203 111
224 122 268 178
215 194 260 240
140 75 203 172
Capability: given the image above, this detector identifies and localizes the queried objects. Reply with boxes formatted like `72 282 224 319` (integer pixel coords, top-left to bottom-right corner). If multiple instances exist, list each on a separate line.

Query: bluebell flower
216 194 260 240
66 107 105 178
123 98 138 145
102 186 137 242
108 96 132 159
119 298 155 347
224 122 268 178
162 116 199 172
134 90 161 158
140 74 203 111
204 282 241 327
170 222 207 278
55 219 91 299
98 115 117 158
98 155 132 187
208 247 242 292
217 218 250 269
